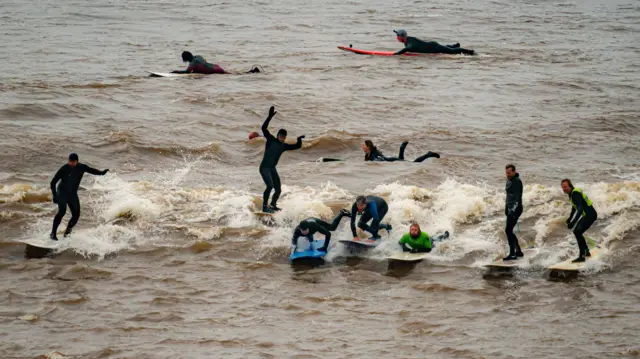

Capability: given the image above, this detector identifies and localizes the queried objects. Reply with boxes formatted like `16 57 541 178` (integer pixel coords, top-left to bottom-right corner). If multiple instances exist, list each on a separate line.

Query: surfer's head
505 164 516 180
299 221 311 235
561 178 574 194
409 222 421 238
355 196 367 212
362 140 375 154
277 129 287 142
68 153 79 167
394 29 408 43
181 51 194 62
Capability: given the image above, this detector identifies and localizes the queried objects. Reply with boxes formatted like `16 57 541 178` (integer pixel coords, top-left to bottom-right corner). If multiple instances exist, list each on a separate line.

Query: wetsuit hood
394 29 408 37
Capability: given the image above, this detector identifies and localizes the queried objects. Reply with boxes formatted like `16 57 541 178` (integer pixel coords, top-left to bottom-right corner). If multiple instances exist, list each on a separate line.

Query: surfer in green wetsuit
393 29 475 56
562 179 598 263
399 223 450 253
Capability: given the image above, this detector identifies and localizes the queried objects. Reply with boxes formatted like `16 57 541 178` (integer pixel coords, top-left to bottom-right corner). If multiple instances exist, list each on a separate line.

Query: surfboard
484 248 539 269
253 211 274 217
548 247 603 271
338 46 424 57
388 252 430 262
20 237 63 250
147 71 203 78
289 239 326 261
338 238 379 248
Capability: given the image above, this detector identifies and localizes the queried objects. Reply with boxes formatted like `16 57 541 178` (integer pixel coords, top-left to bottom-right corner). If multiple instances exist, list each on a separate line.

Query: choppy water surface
1 0 639 358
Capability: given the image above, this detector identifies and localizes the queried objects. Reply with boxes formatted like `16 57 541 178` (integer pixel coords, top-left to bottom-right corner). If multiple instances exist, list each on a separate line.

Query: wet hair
68 153 79 161
181 51 194 62
277 129 287 137
355 196 367 205
506 164 516 172
299 221 310 230
364 140 376 152
561 178 573 188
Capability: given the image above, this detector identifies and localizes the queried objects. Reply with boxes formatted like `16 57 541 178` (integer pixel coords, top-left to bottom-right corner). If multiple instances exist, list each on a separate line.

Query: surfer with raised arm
503 164 524 261
50 153 109 240
562 179 597 263
393 30 475 56
350 195 392 240
259 106 305 213
362 140 439 162
292 210 352 253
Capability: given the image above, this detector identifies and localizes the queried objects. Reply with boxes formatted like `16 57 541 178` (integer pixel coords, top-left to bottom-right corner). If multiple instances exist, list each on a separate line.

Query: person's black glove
297 135 306 140
268 106 277 118
102 169 110 175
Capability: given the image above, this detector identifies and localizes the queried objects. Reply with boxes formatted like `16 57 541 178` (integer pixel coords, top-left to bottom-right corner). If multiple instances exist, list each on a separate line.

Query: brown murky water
1 0 639 358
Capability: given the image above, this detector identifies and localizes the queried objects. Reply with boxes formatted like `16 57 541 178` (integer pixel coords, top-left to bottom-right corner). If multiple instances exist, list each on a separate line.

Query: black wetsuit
568 190 598 258
291 211 348 251
350 196 391 239
395 36 474 55
50 163 107 237
505 173 524 257
365 142 439 163
260 115 302 211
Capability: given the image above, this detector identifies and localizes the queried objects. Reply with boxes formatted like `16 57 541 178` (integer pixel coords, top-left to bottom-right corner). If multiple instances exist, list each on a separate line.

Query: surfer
172 51 261 75
260 106 304 213
503 164 524 261
49 153 109 240
363 140 440 162
393 30 475 56
292 210 351 253
399 223 433 253
562 179 597 263
350 195 392 240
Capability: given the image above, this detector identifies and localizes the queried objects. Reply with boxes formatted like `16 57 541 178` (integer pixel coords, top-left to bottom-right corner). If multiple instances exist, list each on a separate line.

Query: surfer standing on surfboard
259 106 305 213
362 140 440 162
503 164 524 261
292 210 352 253
393 29 475 56
49 153 109 241
350 196 392 241
562 179 598 263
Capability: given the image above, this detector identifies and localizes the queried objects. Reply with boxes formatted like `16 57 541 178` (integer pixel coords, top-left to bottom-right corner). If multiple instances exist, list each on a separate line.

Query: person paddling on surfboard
399 223 450 253
562 179 598 263
503 164 524 261
172 51 261 75
259 106 305 213
350 195 392 241
50 153 109 241
292 210 351 253
393 29 475 56
362 140 439 162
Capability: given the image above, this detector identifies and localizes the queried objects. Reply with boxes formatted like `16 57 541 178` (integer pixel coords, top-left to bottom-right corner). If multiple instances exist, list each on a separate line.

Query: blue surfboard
289 240 327 261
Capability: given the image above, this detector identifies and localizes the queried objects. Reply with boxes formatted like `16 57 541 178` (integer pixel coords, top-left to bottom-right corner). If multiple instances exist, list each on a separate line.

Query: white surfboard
147 71 203 78
484 248 539 269
339 238 379 248
548 247 603 271
388 252 430 262
20 237 63 250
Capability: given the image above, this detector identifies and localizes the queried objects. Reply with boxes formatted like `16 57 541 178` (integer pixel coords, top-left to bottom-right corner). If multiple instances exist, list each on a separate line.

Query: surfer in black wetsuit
562 179 598 263
350 195 392 240
292 209 351 253
259 106 304 213
50 153 109 240
393 29 475 56
503 164 524 261
362 140 439 162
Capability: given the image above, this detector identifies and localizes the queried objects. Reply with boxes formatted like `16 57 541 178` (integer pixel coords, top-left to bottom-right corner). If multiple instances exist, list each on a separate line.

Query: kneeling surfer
350 195 392 240
393 29 475 56
363 140 439 162
292 209 351 253
562 179 598 263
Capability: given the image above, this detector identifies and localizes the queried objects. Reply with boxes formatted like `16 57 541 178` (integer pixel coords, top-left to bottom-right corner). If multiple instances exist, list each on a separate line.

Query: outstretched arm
83 164 108 176
284 135 304 151
262 106 277 139
394 47 409 55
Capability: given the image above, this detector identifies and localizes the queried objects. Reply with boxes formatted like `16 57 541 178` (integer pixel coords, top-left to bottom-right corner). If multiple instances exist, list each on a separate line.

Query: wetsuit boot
270 204 282 212
50 233 58 241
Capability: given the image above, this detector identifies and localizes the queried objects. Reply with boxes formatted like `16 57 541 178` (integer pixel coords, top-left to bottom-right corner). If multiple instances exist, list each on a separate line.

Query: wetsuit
180 55 226 74
365 142 439 163
567 188 597 258
505 173 524 258
395 37 474 56
260 115 302 211
399 232 432 253
350 196 391 239
291 211 348 251
50 163 107 237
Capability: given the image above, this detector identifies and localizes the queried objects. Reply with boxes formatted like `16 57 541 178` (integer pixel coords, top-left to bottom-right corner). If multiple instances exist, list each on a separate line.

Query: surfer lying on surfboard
350 196 392 241
399 223 450 253
393 29 475 56
172 51 261 75
292 210 351 253
363 140 440 162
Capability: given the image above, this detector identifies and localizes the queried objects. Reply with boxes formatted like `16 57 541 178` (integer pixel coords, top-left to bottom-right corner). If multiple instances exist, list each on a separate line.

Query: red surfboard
338 46 427 57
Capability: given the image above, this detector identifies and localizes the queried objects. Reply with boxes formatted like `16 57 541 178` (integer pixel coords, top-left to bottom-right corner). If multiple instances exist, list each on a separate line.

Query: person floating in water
350 195 392 240
393 29 475 56
50 153 109 240
399 223 450 253
292 209 351 253
362 140 440 162
503 164 524 261
172 51 262 75
562 179 597 263
259 106 304 213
